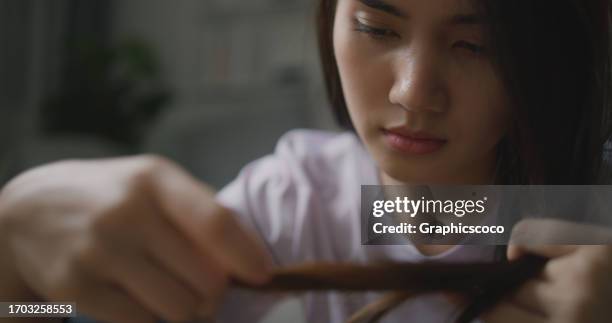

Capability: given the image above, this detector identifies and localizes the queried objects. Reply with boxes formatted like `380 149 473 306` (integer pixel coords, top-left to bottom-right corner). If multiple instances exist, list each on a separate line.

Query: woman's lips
382 128 447 155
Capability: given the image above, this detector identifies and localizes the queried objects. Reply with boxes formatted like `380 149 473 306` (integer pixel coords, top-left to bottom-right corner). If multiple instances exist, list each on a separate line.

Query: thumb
507 218 610 260
507 244 578 261
147 158 273 284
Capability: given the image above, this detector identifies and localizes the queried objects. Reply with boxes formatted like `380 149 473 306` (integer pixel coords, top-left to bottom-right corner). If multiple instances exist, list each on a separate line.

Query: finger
147 163 272 283
200 208 274 283
347 292 414 323
144 212 227 314
78 282 156 323
506 279 555 318
107 253 200 322
509 218 612 247
480 301 546 323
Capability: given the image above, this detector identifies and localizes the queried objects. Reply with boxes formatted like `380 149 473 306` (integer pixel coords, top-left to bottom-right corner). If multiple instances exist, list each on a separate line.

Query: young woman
0 0 611 322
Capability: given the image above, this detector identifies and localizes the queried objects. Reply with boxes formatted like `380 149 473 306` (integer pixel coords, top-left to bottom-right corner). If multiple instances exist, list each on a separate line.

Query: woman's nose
388 49 446 114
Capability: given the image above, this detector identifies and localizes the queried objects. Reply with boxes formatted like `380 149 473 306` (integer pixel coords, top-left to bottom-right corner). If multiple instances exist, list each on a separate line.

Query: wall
111 0 337 188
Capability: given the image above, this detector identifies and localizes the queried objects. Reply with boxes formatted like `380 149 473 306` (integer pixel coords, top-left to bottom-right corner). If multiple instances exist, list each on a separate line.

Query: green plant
41 38 172 150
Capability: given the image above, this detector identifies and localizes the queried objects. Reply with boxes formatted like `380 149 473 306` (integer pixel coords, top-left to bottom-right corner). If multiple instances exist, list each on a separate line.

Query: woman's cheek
336 37 391 136
454 77 511 159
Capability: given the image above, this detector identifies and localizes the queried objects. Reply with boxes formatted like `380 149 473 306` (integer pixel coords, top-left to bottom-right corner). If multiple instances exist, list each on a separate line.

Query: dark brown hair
317 0 612 185
237 255 548 323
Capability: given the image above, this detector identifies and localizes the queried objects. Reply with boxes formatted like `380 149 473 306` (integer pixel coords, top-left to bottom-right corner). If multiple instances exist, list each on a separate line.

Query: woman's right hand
0 155 272 323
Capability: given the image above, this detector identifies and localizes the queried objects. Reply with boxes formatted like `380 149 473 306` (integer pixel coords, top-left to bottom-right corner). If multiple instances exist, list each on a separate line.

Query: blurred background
0 0 337 190
0 1 337 320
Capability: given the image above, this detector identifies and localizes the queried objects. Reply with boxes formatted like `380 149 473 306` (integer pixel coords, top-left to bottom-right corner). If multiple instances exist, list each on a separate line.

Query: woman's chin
377 158 448 185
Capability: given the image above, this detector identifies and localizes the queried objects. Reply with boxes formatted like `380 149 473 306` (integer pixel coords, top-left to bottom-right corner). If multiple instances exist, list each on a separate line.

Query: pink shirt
216 129 494 323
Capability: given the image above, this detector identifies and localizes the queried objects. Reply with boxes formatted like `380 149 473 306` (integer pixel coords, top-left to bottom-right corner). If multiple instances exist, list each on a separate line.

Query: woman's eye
353 19 399 40
453 41 486 55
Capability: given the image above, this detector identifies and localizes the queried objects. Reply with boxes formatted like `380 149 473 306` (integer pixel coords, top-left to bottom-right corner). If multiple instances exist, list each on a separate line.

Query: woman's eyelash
353 19 398 40
454 40 487 54
353 19 487 55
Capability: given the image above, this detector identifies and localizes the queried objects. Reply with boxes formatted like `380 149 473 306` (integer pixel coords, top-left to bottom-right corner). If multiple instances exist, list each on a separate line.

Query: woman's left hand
481 219 612 323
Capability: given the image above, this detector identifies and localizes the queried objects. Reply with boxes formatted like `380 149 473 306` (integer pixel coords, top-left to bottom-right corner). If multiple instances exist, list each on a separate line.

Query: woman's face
333 0 511 184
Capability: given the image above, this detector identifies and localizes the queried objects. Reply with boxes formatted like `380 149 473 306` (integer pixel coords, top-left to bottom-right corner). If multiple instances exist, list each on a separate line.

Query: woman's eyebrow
357 0 407 18
357 0 485 26
449 14 485 26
